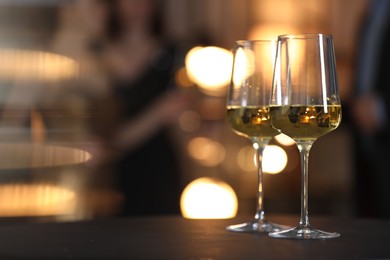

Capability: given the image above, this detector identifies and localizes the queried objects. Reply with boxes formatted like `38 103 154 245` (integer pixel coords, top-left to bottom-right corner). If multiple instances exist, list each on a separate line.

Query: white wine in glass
226 40 288 233
270 105 341 141
269 34 342 239
227 106 277 139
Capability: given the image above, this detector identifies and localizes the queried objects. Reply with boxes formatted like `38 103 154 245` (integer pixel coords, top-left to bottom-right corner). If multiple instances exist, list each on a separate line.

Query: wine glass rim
277 33 333 40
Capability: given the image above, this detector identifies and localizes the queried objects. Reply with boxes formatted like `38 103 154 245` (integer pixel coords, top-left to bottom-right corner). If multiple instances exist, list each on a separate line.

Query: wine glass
269 34 342 239
226 40 287 233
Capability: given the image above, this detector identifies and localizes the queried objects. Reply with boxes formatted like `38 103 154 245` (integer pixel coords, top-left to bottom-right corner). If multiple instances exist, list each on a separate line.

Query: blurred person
352 0 390 217
101 0 187 215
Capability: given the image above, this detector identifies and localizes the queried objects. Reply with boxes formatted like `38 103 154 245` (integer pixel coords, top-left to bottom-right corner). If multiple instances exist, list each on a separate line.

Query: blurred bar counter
0 215 388 259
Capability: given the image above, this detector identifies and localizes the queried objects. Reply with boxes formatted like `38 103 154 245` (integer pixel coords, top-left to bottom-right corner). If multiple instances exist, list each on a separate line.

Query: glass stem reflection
297 142 313 228
252 140 268 222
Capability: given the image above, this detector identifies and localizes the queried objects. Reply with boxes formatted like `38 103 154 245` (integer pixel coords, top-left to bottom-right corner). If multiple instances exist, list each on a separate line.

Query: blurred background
0 0 383 221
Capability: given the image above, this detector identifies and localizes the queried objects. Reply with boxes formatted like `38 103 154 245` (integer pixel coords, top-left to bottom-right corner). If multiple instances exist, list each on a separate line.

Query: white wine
227 106 279 141
270 105 341 142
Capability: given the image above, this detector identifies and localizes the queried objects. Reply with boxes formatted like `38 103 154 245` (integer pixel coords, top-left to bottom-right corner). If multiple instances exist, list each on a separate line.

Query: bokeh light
175 66 194 88
0 184 75 217
247 23 299 41
187 137 225 167
238 144 288 174
262 145 288 174
0 49 78 81
237 145 257 172
180 177 238 219
274 133 296 146
185 46 233 96
232 47 255 86
179 110 201 133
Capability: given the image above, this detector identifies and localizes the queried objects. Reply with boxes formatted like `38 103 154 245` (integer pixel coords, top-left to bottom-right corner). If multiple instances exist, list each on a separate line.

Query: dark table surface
0 215 389 259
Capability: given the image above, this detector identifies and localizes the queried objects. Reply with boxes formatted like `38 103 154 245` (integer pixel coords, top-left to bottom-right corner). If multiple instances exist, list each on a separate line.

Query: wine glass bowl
269 105 341 142
269 34 342 239
226 40 288 233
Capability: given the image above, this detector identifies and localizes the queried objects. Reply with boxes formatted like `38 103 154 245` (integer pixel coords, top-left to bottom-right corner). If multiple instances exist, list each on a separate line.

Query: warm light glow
232 47 255 86
30 109 46 142
237 145 257 172
0 49 78 81
179 110 201 132
287 37 306 80
185 46 233 96
0 143 92 169
247 23 299 41
238 144 288 174
180 177 238 219
187 137 225 167
262 145 288 174
0 184 76 217
175 66 194 88
275 133 296 146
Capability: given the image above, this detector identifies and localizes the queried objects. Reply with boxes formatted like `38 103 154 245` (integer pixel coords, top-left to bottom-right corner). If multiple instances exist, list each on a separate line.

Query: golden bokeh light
0 183 76 217
238 144 288 174
247 23 299 41
179 110 201 133
237 145 257 172
187 137 225 167
185 46 233 96
175 66 194 88
262 145 288 174
180 177 238 219
275 133 296 146
0 49 79 81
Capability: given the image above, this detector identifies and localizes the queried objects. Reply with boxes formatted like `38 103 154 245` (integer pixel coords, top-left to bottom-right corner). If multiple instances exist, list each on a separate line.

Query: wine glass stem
252 141 268 222
297 142 313 228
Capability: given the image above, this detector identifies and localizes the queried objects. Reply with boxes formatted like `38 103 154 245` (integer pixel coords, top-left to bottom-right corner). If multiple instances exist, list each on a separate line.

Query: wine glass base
226 220 289 233
269 225 340 239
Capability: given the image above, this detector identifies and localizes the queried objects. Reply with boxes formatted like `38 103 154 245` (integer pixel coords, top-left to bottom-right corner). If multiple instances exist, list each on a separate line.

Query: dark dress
112 45 181 216
353 0 390 217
